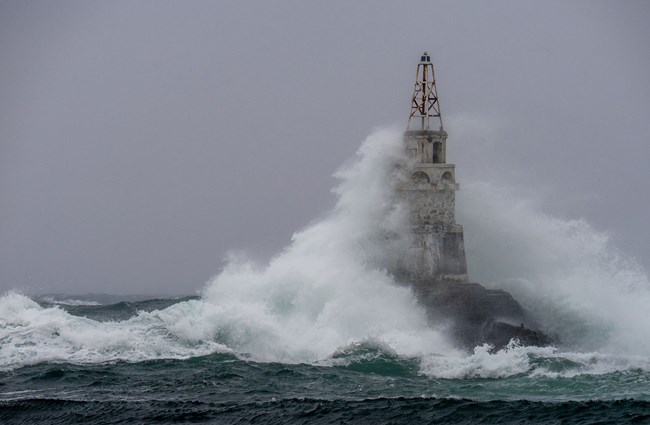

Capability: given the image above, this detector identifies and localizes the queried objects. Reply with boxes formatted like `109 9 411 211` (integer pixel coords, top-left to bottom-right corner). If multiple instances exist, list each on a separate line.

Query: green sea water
1 296 649 424
3 131 649 423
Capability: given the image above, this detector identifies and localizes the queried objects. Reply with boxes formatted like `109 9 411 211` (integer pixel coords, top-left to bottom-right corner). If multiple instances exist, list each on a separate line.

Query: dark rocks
410 281 552 351
480 319 552 350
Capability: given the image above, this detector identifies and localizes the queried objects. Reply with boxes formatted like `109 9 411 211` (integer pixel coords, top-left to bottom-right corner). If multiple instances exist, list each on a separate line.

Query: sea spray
457 181 650 355
0 292 225 370
201 128 455 362
419 340 650 380
0 129 456 370
1 128 649 377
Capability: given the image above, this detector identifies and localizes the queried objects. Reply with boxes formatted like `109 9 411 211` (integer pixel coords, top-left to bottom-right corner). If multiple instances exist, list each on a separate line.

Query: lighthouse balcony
407 163 457 187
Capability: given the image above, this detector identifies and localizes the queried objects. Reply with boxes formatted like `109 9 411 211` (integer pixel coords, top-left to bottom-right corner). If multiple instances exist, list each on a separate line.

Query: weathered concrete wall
405 129 447 163
393 223 468 283
395 130 468 283
403 185 456 226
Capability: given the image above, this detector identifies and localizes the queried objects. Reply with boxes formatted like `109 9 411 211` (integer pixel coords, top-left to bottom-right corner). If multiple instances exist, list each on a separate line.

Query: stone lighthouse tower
397 52 468 284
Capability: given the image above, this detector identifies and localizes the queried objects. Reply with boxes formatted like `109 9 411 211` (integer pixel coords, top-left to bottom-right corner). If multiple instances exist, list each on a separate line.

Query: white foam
2 128 649 374
0 129 456 370
420 341 650 379
199 128 456 362
457 181 650 356
39 296 101 306
0 292 226 371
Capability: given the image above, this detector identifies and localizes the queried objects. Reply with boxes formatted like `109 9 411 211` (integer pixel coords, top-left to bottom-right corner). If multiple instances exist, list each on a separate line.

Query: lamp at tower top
407 51 443 131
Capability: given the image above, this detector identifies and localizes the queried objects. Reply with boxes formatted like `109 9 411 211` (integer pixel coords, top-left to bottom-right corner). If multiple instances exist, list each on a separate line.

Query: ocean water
2 130 649 424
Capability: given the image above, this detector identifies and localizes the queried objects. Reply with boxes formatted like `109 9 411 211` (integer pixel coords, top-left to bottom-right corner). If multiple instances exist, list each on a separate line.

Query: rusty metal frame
407 52 443 131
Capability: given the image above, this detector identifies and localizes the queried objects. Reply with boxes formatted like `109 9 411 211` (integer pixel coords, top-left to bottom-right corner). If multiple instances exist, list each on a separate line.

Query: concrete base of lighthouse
394 224 468 284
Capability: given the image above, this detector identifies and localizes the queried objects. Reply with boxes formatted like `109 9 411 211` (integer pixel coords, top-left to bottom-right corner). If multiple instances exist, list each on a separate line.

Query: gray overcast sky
1 0 649 295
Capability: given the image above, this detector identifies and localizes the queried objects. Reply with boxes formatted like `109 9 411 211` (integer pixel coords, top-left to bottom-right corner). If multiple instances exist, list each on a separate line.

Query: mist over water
458 182 650 355
1 129 649 379
199 128 453 363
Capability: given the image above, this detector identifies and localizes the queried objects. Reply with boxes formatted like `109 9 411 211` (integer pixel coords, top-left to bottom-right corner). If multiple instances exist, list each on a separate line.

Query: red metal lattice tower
407 52 443 131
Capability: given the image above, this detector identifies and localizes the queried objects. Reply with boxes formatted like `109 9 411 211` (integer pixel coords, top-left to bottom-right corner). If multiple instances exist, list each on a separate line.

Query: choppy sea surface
3 130 649 423
1 295 649 424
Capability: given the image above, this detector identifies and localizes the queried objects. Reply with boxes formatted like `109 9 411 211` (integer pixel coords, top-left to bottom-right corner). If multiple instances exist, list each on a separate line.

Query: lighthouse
396 52 468 284
388 53 550 350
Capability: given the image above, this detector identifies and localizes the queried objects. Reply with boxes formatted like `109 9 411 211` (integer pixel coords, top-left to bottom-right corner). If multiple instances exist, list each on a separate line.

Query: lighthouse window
432 142 442 163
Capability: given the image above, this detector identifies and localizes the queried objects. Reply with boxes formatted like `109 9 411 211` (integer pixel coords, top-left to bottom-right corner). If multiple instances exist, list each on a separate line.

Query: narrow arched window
432 142 442 163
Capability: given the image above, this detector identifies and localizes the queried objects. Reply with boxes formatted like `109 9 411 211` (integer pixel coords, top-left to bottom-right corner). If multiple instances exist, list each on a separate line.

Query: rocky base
410 281 551 351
